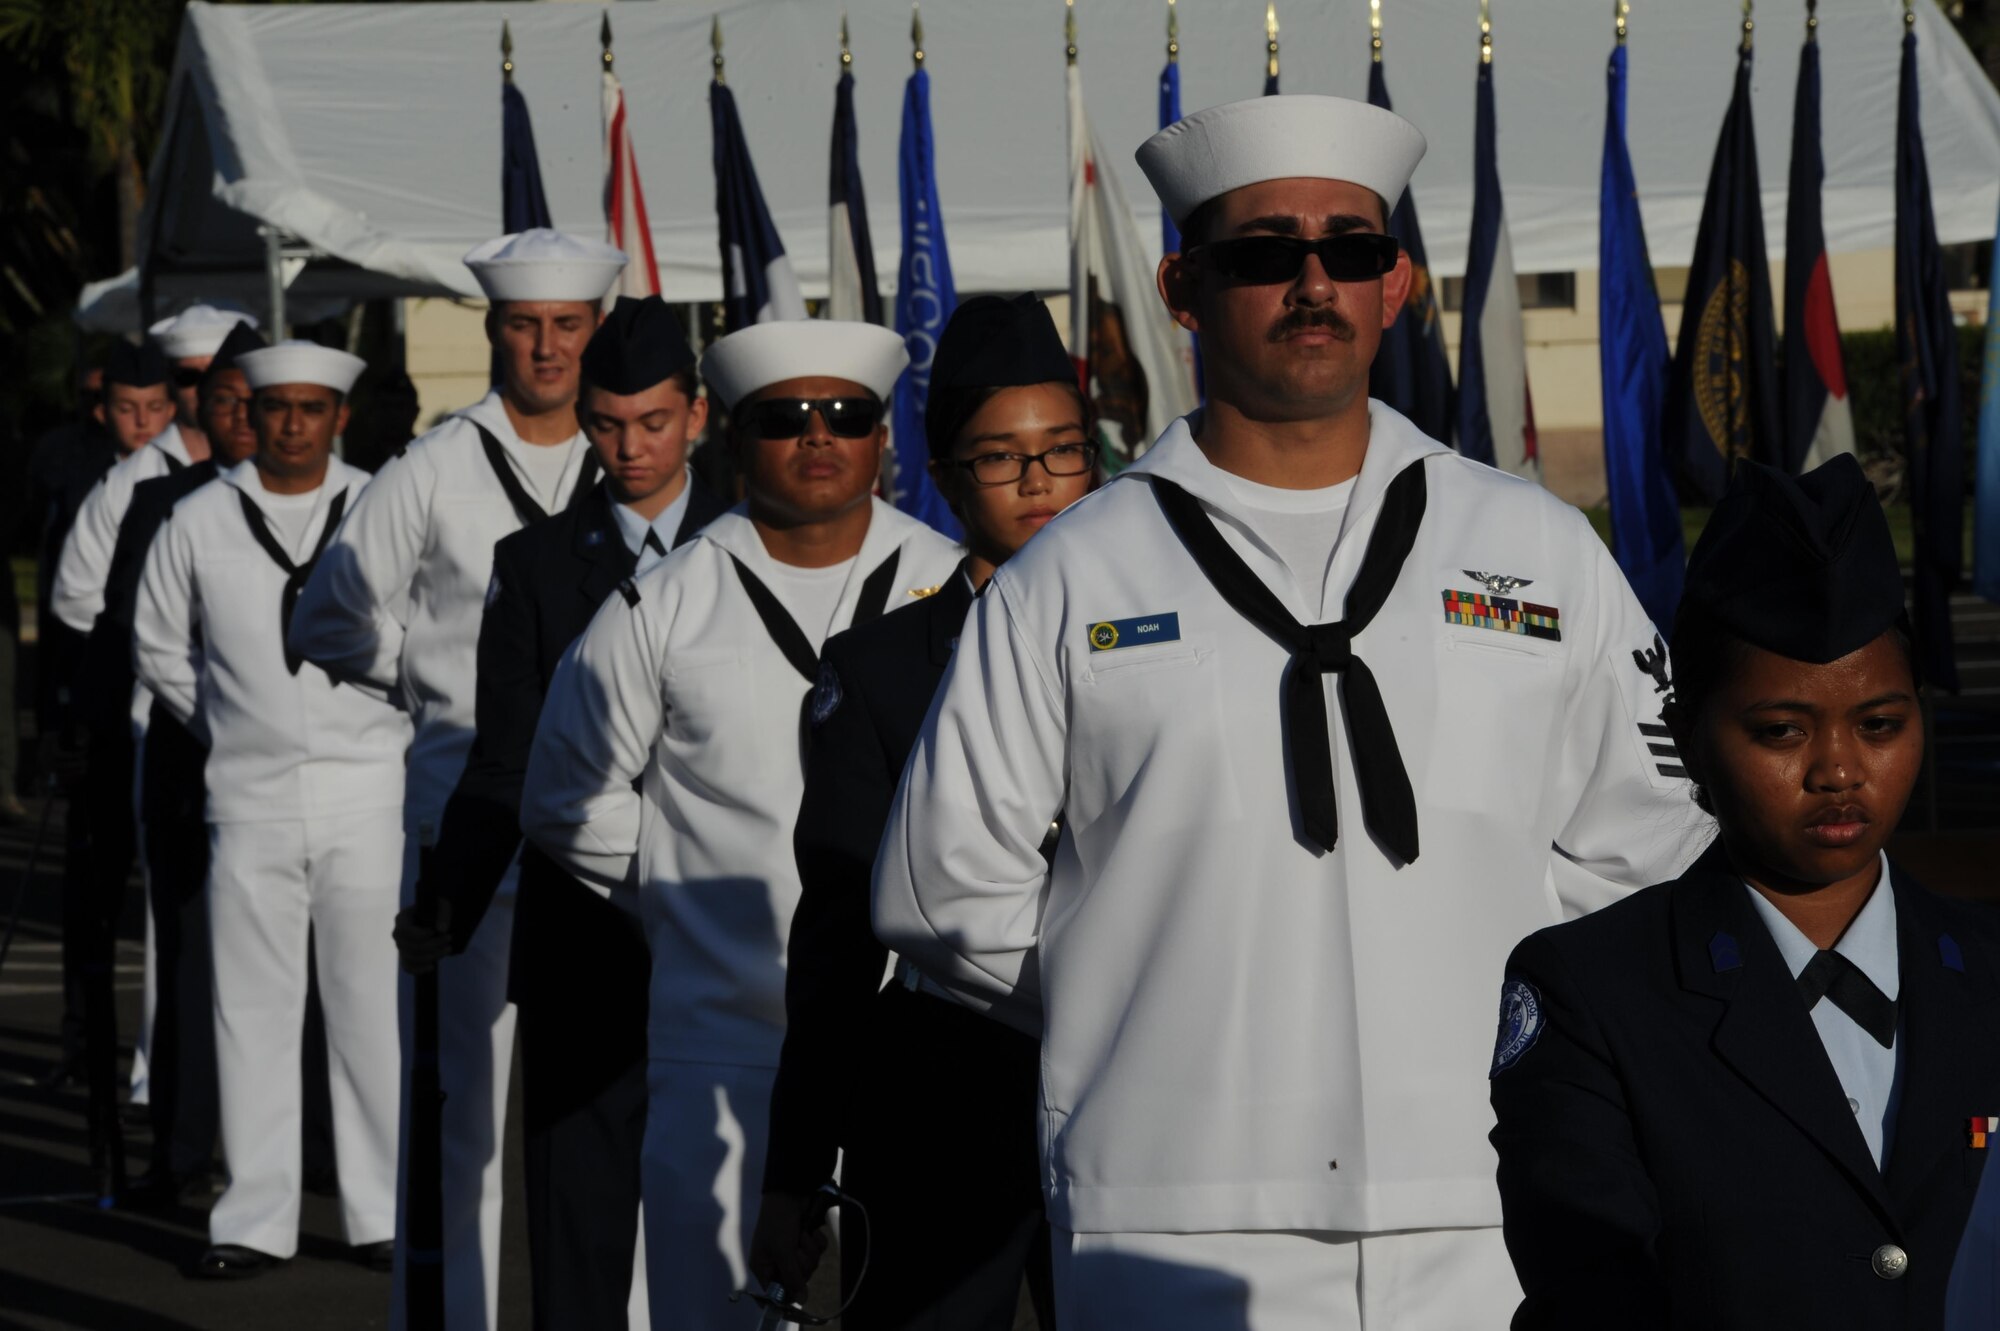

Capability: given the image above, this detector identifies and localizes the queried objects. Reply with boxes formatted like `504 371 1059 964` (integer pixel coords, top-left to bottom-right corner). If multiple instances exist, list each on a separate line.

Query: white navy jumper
134 458 411 1259
873 405 1707 1250
288 390 594 1331
522 499 961 1331
53 422 197 636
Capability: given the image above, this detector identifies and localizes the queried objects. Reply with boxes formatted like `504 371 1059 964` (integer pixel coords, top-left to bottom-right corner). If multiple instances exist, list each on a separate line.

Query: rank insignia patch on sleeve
1442 590 1562 642
1490 978 1545 1077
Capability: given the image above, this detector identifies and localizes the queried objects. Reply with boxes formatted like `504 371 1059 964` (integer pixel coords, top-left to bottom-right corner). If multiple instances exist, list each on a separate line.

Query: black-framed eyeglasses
744 396 883 441
1186 233 1400 285
947 440 1099 486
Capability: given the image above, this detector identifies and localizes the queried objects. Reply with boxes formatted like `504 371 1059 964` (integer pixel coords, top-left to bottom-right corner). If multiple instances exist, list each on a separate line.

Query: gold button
1871 1244 1909 1280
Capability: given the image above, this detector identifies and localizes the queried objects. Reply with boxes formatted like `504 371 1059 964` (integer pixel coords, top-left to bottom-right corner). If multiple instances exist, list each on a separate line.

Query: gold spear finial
601 11 614 72
1615 0 1628 47
1741 0 1754 53
1480 0 1493 65
1266 3 1281 84
501 19 515 82
1167 0 1179 64
1805 0 1818 38
712 14 725 84
1065 0 1077 67
841 11 853 67
1371 0 1383 63
1903 0 1916 28
912 4 925 67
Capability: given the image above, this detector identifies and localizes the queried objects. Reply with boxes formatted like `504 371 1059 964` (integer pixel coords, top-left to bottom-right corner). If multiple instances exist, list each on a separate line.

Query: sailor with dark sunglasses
873 95 1709 1328
520 319 961 1331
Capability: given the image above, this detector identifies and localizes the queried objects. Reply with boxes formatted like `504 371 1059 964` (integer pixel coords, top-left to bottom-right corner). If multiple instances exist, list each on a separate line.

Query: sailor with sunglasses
521 319 961 1331
873 95 1706 1328
289 229 626 1331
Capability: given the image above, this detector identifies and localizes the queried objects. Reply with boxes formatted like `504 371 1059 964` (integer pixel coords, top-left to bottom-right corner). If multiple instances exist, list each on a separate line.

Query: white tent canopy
141 0 2000 308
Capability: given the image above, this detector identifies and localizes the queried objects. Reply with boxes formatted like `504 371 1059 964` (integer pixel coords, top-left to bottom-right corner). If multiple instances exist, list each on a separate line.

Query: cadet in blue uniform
748 295 1093 1329
1490 456 2000 1329
398 296 724 1330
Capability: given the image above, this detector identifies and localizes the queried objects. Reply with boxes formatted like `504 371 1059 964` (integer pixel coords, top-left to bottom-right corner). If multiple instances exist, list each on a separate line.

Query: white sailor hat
700 320 910 410
1136 94 1428 226
463 229 627 304
148 304 260 360
237 340 367 395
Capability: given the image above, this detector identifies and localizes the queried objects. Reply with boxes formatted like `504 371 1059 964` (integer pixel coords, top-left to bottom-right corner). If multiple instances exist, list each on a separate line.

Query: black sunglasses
1187 233 1401 285
745 396 883 440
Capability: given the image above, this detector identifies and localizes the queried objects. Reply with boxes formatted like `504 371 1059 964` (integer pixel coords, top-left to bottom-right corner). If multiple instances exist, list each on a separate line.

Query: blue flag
1598 43 1684 632
1895 27 1963 690
494 81 554 386
501 81 553 233
1663 47 1783 503
828 70 884 324
1366 58 1453 447
711 81 805 333
1977 200 2000 605
890 66 961 538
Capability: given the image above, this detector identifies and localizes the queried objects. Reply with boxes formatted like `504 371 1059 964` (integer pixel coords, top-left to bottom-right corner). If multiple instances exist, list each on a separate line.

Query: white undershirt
1221 473 1356 611
255 486 322 557
505 435 580 510
761 557 857 648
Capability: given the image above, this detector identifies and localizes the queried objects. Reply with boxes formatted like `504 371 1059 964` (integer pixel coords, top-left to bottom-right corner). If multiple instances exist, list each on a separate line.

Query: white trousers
129 723 153 1104
389 861 519 1331
1051 1225 1520 1331
206 808 406 1257
642 1060 777 1331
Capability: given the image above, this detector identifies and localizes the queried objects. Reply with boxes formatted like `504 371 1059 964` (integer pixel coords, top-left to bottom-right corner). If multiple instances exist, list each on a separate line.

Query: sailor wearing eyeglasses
520 319 961 1331
872 95 1708 1327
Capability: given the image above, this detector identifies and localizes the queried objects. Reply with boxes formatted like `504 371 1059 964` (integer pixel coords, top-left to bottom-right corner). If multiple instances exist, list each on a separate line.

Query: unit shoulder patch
809 661 844 727
1489 977 1546 1077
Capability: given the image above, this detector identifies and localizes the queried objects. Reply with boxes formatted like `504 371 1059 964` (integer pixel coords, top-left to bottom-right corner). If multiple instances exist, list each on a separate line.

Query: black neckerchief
470 421 601 529
237 485 350 675
1145 460 1427 863
729 548 903 684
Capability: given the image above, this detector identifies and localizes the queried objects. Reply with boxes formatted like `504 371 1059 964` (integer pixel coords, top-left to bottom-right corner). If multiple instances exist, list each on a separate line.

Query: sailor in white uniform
871 95 1710 1331
288 230 626 1330
521 320 962 1331
55 304 257 1114
134 340 411 1279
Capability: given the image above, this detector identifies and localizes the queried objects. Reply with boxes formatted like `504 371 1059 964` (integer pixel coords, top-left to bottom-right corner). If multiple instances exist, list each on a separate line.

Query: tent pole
261 226 287 338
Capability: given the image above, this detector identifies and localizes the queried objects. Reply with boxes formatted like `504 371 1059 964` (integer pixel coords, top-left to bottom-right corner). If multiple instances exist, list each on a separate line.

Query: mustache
1269 307 1357 343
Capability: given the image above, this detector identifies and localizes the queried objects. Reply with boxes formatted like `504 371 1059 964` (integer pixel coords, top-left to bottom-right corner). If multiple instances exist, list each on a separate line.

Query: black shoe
191 1244 284 1280
87 1118 127 1207
353 1240 394 1273
33 1057 81 1091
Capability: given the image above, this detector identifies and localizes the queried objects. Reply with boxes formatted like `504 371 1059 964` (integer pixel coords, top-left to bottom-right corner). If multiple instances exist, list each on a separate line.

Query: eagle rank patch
1489 978 1545 1077
809 662 844 728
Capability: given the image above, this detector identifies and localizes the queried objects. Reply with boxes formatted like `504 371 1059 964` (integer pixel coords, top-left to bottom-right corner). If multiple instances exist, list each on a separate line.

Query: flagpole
1480 0 1492 65
1614 0 1626 48
713 15 726 85
501 18 514 82
1167 0 1178 64
602 10 613 74
1371 0 1383 63
1066 0 1077 67
1741 0 1754 55
1265 3 1280 93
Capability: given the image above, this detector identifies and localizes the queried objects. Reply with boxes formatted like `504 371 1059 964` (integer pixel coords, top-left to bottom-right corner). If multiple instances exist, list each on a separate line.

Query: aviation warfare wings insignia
1463 570 1533 596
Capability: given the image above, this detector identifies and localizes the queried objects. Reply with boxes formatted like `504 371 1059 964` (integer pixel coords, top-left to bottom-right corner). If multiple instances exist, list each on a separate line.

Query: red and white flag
1068 63 1197 469
603 69 660 299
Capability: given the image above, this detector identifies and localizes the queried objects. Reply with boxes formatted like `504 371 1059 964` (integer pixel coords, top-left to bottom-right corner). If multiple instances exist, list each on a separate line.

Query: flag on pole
711 77 806 333
889 58 960 537
603 68 661 299
1068 61 1198 468
1895 19 1963 689
1159 51 1182 257
1599 39 1684 632
1782 19 1854 472
1456 47 1537 480
1976 203 2000 605
828 61 884 325
1663 40 1782 503
1366 54 1453 447
496 60 553 385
